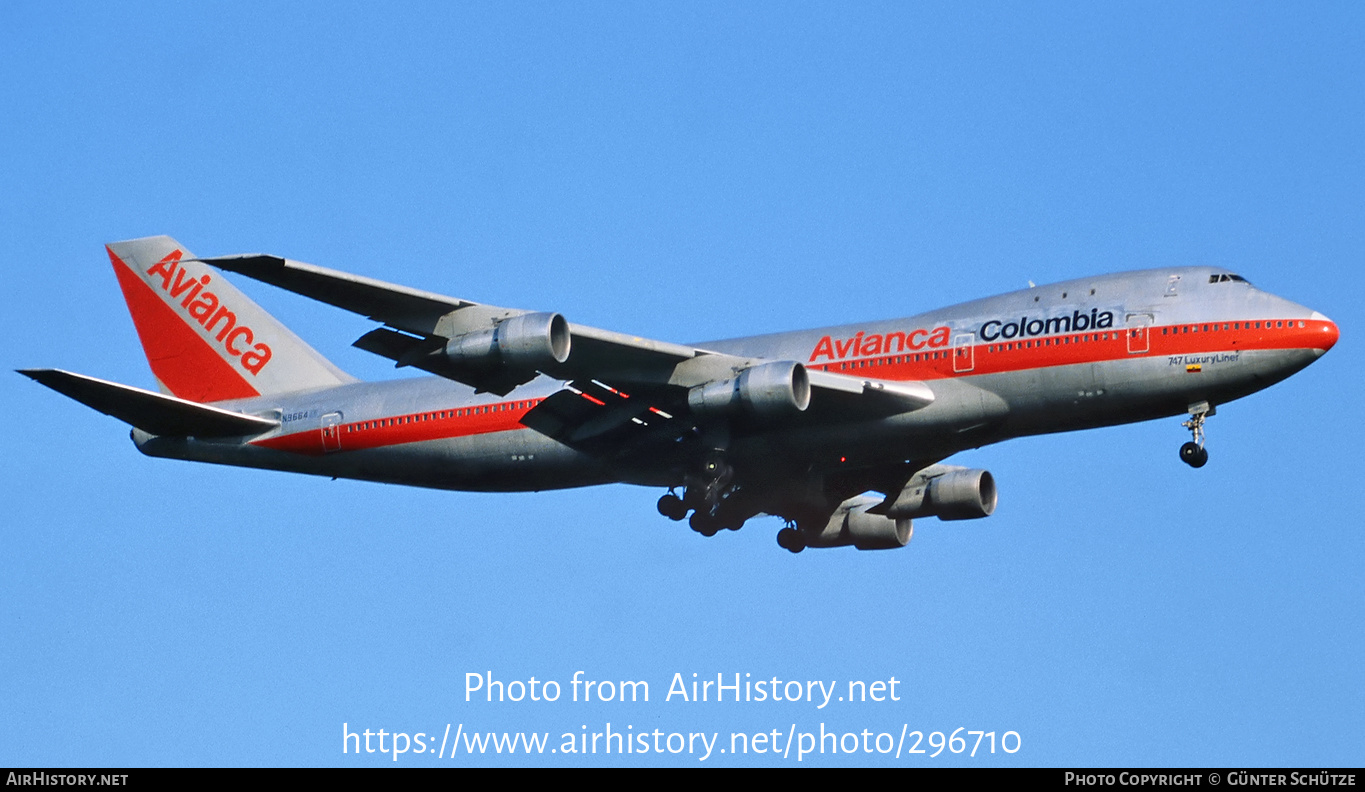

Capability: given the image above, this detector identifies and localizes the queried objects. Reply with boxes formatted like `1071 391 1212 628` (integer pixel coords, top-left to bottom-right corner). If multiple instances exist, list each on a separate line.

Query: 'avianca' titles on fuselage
809 326 952 362
806 309 1119 362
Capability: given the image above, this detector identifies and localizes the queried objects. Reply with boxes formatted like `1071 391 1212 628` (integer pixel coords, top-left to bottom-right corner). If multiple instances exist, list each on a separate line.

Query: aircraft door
321 411 343 453
1125 314 1152 355
953 333 976 373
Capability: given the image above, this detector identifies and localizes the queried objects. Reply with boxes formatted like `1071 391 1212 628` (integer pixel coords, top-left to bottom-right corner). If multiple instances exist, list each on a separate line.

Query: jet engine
802 495 912 551
444 312 571 370
884 467 997 521
687 361 811 420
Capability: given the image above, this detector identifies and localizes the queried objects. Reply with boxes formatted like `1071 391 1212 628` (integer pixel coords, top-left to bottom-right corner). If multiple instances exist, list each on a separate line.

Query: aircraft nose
1311 311 1340 353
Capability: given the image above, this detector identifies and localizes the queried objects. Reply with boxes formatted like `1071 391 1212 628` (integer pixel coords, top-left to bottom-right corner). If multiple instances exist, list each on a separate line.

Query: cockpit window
1209 274 1251 284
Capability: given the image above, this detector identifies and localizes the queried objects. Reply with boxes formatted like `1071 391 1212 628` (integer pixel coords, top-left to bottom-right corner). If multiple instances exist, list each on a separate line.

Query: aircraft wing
200 253 935 416
197 254 490 334
201 253 708 391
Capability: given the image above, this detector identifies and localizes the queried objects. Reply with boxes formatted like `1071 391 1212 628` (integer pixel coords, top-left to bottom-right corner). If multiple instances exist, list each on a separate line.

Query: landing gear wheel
657 493 687 521
1179 402 1214 469
776 527 806 554
1179 441 1208 468
690 512 720 537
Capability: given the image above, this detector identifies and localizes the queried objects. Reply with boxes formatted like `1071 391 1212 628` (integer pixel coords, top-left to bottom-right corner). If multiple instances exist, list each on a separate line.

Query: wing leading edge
198 252 935 417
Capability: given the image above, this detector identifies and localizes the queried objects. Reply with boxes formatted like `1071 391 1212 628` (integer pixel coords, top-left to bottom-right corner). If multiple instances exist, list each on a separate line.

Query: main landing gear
1179 402 1213 468
656 452 747 537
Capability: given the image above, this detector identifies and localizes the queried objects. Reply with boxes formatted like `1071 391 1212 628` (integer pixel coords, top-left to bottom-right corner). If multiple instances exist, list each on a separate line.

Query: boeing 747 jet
22 236 1338 552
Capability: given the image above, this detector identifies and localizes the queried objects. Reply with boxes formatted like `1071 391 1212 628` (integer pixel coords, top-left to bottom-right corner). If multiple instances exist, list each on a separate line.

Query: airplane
20 236 1339 553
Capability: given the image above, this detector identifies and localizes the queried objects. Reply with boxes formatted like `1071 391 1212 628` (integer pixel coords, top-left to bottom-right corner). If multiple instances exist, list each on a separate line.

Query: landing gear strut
1179 402 1213 468
686 451 733 516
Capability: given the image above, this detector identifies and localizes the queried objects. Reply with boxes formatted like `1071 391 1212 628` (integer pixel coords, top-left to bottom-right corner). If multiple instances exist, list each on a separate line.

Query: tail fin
107 235 355 403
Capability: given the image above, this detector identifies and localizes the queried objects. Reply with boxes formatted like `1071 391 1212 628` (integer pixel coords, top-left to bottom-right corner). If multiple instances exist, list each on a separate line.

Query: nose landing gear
1179 402 1213 468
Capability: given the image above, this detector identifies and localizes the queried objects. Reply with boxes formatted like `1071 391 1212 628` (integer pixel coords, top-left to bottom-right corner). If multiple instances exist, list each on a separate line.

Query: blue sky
3 2 1361 767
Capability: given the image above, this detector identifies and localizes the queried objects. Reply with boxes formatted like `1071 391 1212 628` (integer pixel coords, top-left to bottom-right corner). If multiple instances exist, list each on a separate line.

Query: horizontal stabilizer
18 369 279 437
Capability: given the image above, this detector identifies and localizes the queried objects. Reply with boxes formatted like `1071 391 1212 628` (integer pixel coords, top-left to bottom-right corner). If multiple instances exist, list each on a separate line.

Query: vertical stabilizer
107 235 355 403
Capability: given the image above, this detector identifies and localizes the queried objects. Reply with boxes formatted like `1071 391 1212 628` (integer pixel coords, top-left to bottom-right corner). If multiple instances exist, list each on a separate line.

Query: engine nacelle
444 312 571 370
687 361 811 420
885 467 997 521
806 495 912 551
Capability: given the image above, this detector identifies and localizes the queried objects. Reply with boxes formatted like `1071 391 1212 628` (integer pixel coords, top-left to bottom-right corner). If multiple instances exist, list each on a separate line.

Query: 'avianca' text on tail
22 236 1339 553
